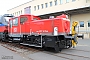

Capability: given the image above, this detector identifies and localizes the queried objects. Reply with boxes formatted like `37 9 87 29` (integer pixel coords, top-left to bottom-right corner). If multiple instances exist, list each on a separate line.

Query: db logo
14 28 17 32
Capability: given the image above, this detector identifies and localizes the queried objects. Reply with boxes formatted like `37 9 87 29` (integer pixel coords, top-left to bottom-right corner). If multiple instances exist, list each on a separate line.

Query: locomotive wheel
67 40 72 49
1 34 5 42
43 47 49 51
19 38 23 43
54 44 59 53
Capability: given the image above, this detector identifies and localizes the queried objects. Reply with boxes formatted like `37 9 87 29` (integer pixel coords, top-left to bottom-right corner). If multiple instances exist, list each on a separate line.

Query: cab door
9 17 20 37
20 16 28 35
9 20 13 34
12 17 19 34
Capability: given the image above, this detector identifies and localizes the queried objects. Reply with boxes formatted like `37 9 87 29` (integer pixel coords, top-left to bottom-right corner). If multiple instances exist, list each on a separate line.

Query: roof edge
7 0 34 11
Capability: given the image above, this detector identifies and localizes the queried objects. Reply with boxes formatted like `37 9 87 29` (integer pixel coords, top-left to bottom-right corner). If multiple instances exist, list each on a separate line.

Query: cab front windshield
9 17 18 28
13 18 18 26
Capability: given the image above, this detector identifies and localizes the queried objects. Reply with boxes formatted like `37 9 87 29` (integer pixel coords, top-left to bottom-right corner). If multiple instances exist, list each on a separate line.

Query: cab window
13 18 18 26
33 18 38 20
10 20 12 28
20 17 28 24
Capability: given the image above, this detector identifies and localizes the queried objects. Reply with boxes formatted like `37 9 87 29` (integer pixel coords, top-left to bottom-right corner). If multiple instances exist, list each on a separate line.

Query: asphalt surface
0 39 90 60
77 39 90 51
27 39 90 60
0 44 27 60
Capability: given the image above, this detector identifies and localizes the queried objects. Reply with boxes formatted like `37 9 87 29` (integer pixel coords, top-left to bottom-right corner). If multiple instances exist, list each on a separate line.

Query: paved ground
27 39 90 60
0 39 90 60
0 45 27 60
76 39 90 51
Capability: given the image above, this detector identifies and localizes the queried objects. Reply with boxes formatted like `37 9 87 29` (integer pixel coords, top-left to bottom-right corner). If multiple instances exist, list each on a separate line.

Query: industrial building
7 0 90 38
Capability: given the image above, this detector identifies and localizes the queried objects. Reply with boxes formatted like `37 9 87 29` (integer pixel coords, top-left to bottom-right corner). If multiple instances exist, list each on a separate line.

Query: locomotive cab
8 15 41 41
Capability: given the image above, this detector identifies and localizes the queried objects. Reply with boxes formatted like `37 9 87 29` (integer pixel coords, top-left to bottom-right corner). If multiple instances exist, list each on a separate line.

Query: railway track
0 41 40 60
0 41 90 60
43 49 90 60
54 48 90 60
68 48 90 52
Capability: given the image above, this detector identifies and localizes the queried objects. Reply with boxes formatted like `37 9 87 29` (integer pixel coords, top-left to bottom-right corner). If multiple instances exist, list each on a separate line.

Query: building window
21 10 22 14
37 5 39 10
17 12 18 16
19 11 20 15
41 4 44 9
45 3 48 8
15 12 16 16
34 6 36 11
88 21 90 27
50 1 52 7
24 6 31 14
55 0 57 5
13 13 14 15
66 0 69 3
60 0 63 4
79 21 84 27
72 0 76 2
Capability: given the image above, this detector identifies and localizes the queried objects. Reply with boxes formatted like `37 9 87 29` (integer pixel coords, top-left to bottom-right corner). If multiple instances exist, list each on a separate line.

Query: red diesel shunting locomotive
1 14 74 52
9 14 70 36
